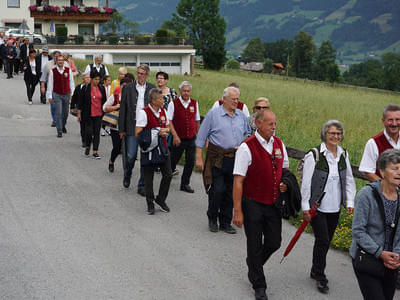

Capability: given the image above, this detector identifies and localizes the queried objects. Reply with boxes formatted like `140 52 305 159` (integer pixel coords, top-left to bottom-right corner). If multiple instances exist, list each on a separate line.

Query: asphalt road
0 72 398 300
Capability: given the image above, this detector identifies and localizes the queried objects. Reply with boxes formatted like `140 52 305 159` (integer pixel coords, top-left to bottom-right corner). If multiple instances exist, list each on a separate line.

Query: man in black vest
119 64 155 196
20 37 33 65
84 55 109 83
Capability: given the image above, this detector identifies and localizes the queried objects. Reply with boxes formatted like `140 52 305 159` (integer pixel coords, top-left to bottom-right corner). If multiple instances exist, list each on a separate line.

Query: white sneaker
172 169 179 176
100 128 106 136
28 101 32 105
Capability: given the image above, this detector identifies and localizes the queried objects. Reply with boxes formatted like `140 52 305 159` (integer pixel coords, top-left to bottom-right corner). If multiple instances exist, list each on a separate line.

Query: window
7 0 20 7
161 62 170 66
71 0 83 5
85 55 93 61
78 25 94 36
150 62 160 66
171 62 181 66
34 24 42 34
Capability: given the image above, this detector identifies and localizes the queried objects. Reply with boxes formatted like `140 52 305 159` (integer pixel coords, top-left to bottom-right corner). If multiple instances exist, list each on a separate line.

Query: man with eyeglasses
196 86 251 234
249 97 271 134
232 109 289 300
119 64 155 195
211 82 250 118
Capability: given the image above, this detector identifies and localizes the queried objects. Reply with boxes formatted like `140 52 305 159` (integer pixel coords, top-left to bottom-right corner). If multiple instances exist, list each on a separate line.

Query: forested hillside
102 0 400 63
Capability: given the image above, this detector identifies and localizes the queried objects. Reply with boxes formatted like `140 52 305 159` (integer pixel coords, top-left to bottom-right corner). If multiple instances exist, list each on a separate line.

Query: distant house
1 0 115 36
240 61 264 72
272 63 285 75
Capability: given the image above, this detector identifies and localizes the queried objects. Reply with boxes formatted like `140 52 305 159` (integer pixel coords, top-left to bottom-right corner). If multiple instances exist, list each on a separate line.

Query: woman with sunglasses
300 120 356 294
249 97 270 134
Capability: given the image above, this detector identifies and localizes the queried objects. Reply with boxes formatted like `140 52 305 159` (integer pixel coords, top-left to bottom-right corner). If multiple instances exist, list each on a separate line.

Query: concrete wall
42 46 196 75
0 0 33 31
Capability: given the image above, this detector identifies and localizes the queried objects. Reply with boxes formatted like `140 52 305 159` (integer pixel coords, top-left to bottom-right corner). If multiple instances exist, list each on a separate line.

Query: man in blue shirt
196 86 251 234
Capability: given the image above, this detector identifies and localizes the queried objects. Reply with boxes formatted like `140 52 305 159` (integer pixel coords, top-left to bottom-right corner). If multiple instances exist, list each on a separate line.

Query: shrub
155 29 177 45
108 35 118 45
75 35 84 45
264 58 273 73
225 58 240 70
55 26 67 45
135 35 151 45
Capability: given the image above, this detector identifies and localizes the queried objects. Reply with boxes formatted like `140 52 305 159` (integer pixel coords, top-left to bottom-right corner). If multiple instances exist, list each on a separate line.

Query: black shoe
180 184 194 193
317 281 329 294
123 176 130 188
254 288 268 300
219 224 237 234
147 200 155 215
137 187 146 197
93 153 101 159
82 142 86 148
108 162 114 173
57 132 62 138
208 220 218 232
62 127 67 133
51 122 56 127
41 100 46 104
84 147 90 156
155 197 170 212
310 271 328 283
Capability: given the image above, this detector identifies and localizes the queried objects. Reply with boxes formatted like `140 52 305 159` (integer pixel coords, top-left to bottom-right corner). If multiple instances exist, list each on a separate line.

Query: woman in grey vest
351 149 400 300
301 120 356 294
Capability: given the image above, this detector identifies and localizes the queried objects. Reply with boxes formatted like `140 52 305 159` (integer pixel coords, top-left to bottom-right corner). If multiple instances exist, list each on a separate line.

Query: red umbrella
280 192 325 263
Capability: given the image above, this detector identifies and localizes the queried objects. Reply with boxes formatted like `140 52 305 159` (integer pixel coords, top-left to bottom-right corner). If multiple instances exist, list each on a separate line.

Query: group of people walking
4 40 400 299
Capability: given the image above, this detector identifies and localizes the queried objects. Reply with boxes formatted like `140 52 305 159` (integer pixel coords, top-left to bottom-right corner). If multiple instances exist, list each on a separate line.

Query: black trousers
40 81 47 103
143 155 172 203
24 75 39 102
6 58 13 78
352 259 397 300
85 116 102 151
80 120 86 145
110 129 122 163
243 197 282 290
207 156 234 225
310 210 340 282
170 137 195 186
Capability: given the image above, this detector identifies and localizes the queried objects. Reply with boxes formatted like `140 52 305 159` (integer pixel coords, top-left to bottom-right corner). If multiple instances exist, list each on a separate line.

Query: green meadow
74 59 400 250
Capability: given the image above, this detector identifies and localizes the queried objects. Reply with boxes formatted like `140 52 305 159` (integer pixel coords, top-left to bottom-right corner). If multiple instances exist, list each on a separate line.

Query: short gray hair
149 88 162 102
382 104 400 119
179 81 192 90
81 72 90 79
377 149 400 171
222 86 240 100
118 66 127 74
320 120 344 142
94 54 103 60
138 64 150 75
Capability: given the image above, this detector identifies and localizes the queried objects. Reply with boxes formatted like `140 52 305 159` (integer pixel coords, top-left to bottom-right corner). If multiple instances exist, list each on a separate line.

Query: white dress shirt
40 54 49 76
359 130 400 174
135 82 146 119
211 100 250 118
29 59 36 75
167 96 201 121
84 64 109 76
46 66 75 99
233 131 289 176
301 143 356 212
136 105 169 128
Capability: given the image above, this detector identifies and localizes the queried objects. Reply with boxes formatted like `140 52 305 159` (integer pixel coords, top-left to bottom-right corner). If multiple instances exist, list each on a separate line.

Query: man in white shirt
119 64 155 195
47 55 74 137
84 54 109 82
36 46 51 104
232 109 288 300
167 81 200 193
359 104 400 182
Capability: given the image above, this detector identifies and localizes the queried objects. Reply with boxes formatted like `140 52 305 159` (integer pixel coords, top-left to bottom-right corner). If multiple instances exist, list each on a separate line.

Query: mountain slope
103 0 400 63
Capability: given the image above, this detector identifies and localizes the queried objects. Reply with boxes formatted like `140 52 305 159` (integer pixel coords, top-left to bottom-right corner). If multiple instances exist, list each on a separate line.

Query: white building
45 44 196 75
0 0 112 36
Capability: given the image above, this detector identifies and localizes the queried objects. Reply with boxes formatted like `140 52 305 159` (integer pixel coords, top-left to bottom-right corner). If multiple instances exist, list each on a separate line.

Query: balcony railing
29 5 115 22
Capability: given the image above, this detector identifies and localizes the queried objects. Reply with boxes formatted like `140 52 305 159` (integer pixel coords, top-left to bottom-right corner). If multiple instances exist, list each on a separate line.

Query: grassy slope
75 59 400 250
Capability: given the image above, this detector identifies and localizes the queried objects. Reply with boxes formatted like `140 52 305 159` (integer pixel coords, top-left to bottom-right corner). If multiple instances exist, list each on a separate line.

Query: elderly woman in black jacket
77 71 106 159
23 49 39 104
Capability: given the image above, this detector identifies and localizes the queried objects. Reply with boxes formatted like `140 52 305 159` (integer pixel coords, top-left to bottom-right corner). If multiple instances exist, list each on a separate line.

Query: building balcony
29 5 115 22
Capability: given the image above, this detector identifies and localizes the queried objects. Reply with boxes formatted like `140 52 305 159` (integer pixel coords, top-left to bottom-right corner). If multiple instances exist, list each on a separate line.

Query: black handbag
353 247 385 277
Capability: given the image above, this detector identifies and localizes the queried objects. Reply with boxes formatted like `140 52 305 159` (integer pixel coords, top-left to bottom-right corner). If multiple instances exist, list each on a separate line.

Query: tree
382 52 400 91
314 41 340 82
263 58 273 73
225 58 240 70
101 11 138 35
291 31 315 78
343 59 384 88
171 0 226 70
161 19 187 38
264 39 294 67
241 37 264 62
